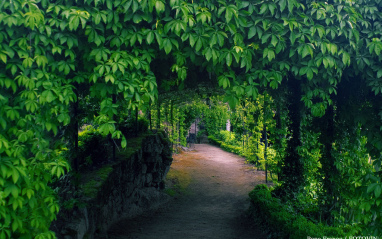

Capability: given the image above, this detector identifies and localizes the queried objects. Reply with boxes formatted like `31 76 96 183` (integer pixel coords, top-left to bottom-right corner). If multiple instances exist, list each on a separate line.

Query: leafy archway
2 0 382 237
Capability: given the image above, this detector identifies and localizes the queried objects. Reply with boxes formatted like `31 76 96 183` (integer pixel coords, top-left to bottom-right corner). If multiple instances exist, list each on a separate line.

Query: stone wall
50 132 173 239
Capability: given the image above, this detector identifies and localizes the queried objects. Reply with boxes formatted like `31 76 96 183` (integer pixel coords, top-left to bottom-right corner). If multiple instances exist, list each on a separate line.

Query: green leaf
11 65 17 76
121 136 127 148
264 48 275 61
299 67 307 76
288 0 295 12
5 184 19 198
248 26 256 39
376 185 382 198
302 45 312 58
271 35 278 47
0 118 6 129
377 69 382 78
261 33 271 44
99 123 115 135
46 91 55 103
279 0 287 12
155 0 165 14
375 43 382 55
259 4 268 14
330 43 337 55
225 5 236 23
342 51 350 66
367 183 378 194
146 31 154 45
195 38 203 52
218 75 230 89
12 219 18 231
105 74 115 83
226 52 232 66
306 68 313 80
290 31 297 45
268 3 276 15
155 33 163 47
164 39 172 54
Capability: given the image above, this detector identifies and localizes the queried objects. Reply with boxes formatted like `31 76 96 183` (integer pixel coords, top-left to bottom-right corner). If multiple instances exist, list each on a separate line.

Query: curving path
106 144 268 239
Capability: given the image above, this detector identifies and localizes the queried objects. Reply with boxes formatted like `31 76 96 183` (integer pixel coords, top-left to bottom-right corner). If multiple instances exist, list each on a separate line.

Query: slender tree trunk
157 100 161 129
135 107 138 137
275 104 282 181
263 97 268 183
318 105 337 223
171 101 174 149
164 102 168 133
194 117 197 144
112 94 116 162
178 120 181 147
242 108 245 151
73 83 79 171
279 75 304 195
264 122 268 183
149 99 152 131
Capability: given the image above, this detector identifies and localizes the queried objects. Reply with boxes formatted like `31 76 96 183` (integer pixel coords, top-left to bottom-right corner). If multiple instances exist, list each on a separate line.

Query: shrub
119 117 149 138
77 125 110 168
249 184 348 239
208 135 243 156
217 130 237 145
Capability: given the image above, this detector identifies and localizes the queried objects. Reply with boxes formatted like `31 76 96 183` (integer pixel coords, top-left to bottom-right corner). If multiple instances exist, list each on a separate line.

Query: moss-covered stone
81 166 113 198
117 134 148 160
52 132 173 239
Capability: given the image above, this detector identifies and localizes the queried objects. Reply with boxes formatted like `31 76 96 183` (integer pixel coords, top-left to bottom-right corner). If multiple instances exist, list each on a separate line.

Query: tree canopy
2 0 382 237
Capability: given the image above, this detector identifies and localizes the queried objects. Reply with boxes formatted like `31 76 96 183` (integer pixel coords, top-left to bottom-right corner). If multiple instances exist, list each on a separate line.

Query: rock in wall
50 132 173 239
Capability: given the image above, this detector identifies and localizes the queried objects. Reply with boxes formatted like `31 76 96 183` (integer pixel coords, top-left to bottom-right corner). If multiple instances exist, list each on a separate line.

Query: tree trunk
275 104 282 181
279 75 304 195
149 99 152 131
157 101 161 129
263 96 268 183
112 94 116 162
178 120 181 147
318 105 337 223
171 101 174 149
135 107 138 137
264 122 268 183
73 83 79 171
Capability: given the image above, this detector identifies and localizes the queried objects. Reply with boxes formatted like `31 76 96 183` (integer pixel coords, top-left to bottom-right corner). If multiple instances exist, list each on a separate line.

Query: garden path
106 144 268 239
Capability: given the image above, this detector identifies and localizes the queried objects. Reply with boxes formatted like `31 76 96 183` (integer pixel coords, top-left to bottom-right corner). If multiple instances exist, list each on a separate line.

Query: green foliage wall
2 0 382 237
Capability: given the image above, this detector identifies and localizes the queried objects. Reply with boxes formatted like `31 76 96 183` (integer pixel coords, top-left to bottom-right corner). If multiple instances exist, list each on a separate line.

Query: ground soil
107 144 270 239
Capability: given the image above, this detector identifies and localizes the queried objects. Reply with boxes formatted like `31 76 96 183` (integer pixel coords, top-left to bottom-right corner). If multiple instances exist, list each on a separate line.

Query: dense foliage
249 184 347 239
2 0 382 237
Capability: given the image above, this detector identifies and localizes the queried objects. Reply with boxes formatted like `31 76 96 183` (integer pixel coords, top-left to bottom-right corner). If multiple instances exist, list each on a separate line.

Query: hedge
208 135 242 155
248 184 347 239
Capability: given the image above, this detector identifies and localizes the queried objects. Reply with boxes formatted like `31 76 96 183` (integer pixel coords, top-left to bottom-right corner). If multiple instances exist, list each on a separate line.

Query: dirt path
107 144 268 239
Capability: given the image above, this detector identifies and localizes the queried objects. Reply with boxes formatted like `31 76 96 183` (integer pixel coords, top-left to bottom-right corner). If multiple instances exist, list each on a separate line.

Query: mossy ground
163 152 192 197
164 168 192 196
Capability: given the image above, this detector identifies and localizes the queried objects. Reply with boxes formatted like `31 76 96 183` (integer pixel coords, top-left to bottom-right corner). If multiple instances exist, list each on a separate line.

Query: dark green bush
249 184 347 239
77 125 110 168
119 117 149 138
